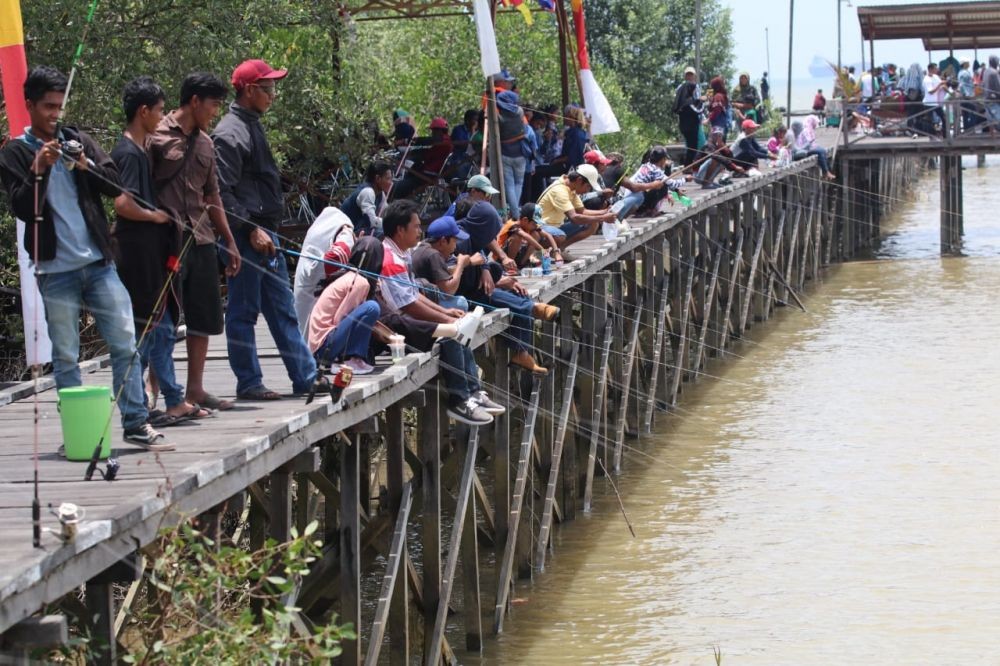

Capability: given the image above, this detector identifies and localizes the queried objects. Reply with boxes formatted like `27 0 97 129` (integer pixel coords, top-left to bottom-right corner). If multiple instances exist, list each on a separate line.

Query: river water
481 159 1000 664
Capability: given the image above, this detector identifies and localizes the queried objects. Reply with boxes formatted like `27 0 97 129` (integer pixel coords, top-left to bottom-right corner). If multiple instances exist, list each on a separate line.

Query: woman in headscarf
307 236 385 375
733 72 762 124
790 115 836 180
708 76 732 139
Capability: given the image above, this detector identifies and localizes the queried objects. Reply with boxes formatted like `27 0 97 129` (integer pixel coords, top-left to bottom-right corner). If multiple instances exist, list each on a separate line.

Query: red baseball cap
584 150 611 166
429 117 449 130
232 59 288 90
741 118 760 131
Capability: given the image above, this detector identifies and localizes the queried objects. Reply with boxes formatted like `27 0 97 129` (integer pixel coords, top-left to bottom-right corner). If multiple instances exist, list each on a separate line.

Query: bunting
502 0 534 25
0 0 52 364
569 0 620 135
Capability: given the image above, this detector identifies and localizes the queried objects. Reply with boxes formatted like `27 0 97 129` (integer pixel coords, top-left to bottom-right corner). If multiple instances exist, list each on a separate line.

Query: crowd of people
829 57 1000 137
0 60 805 453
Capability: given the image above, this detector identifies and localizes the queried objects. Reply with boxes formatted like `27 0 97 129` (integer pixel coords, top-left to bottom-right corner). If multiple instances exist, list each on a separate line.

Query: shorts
987 103 1000 122
541 225 566 239
179 240 224 336
560 221 596 241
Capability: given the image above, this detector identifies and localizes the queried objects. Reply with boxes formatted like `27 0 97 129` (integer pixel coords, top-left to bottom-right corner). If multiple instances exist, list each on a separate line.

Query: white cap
961 56 972 65
574 164 603 192
684 66 697 76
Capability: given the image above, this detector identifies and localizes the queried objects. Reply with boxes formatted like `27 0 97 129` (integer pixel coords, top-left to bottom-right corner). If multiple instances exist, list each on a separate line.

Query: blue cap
496 68 515 82
426 215 470 241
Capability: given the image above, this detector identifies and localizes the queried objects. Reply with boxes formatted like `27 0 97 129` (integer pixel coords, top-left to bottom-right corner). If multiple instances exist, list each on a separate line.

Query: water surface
482 158 1000 664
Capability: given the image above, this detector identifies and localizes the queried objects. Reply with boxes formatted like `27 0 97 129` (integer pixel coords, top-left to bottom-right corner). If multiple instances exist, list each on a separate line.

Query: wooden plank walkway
0 154 824 633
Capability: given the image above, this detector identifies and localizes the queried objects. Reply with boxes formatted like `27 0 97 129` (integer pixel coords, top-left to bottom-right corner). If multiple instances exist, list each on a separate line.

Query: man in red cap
581 149 614 210
392 116 452 200
212 59 322 401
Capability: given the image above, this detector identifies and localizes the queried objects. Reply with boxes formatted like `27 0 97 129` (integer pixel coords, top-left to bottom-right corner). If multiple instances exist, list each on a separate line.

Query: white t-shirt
860 72 874 98
923 74 944 105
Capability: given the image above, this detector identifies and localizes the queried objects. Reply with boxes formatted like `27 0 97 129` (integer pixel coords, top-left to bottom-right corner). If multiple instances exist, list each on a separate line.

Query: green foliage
115 520 353 665
586 0 735 136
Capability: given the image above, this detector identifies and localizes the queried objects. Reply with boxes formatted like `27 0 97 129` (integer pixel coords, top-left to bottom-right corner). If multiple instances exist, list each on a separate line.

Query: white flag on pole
16 219 51 365
579 68 620 135
472 0 501 78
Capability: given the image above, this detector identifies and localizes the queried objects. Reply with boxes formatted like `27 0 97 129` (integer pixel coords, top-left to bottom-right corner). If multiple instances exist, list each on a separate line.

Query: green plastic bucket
57 386 113 461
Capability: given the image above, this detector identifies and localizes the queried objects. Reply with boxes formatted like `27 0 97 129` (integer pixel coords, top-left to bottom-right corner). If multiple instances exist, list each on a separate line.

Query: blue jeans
227 231 317 395
501 154 527 214
139 309 183 409
315 301 380 366
613 191 645 219
541 224 566 240
487 288 534 353
36 261 147 429
438 339 481 406
437 293 469 311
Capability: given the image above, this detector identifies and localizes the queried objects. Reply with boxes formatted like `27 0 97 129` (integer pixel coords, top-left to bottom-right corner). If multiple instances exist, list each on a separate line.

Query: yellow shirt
537 177 583 228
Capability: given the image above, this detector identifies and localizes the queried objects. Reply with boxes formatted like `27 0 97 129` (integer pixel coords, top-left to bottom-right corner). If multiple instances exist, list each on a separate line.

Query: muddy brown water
478 159 1000 664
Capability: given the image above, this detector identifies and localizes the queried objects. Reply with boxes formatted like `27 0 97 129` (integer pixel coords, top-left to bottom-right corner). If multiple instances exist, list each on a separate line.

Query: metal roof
858 1 1000 43
922 34 1000 49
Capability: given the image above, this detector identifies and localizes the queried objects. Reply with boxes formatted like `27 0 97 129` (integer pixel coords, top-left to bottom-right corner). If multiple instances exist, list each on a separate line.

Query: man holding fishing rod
0 66 169 450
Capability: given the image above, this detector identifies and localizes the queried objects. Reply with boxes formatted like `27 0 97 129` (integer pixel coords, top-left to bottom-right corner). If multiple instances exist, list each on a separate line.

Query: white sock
434 323 458 338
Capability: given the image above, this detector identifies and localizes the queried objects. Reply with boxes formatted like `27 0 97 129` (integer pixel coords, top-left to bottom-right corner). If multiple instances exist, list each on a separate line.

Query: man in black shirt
213 59 319 400
411 215 477 311
112 76 210 425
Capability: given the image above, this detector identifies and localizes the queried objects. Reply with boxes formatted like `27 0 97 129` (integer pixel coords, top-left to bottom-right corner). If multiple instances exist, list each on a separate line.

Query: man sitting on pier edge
378 199 503 426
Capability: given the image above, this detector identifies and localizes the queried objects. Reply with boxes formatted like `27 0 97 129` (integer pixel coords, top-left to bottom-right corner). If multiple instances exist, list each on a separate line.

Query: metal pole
694 0 703 78
766 27 772 76
837 0 842 75
786 0 794 125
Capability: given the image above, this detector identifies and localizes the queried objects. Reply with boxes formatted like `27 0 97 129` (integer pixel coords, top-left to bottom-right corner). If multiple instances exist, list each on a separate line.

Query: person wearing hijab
733 72 762 124
708 76 732 139
791 115 836 180
307 236 385 375
899 62 926 131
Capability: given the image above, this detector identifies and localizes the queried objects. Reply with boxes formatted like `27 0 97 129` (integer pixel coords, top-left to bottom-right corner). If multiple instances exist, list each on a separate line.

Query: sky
724 0 993 83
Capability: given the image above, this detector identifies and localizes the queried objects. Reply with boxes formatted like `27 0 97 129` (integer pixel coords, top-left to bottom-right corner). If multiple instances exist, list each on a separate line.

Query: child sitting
494 203 564 269
612 146 687 219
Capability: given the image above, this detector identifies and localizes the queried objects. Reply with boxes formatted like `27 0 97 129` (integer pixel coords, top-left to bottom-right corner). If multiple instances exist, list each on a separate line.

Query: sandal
236 386 283 401
168 405 215 425
195 393 235 411
149 412 180 428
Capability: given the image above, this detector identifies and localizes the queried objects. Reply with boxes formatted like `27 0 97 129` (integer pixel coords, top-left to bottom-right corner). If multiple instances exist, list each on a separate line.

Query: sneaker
454 306 484 347
532 302 560 322
342 357 375 375
124 423 175 451
472 390 506 415
447 398 494 426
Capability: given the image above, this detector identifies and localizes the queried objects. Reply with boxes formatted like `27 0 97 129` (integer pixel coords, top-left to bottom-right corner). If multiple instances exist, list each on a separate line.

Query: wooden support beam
426 426 481 666
583 321 615 513
419 386 443 663
668 261 696 406
270 466 293 544
493 376 542 633
612 295 643 473
556 295 578 521
1 615 68 653
461 482 482 653
340 435 361 665
363 483 413 666
642 276 671 434
690 247 723 380
385 404 408 665
492 342 510 615
536 343 579 571
85 581 115 665
739 210 768 334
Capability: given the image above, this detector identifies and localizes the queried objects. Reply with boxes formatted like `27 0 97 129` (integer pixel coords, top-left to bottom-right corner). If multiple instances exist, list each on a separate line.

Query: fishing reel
85 455 119 482
305 365 353 405
59 139 86 170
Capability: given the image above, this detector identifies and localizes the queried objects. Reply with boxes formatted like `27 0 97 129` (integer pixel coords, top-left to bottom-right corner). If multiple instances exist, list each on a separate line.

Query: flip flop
237 386 283 401
149 412 180 428
196 393 235 411
169 405 215 425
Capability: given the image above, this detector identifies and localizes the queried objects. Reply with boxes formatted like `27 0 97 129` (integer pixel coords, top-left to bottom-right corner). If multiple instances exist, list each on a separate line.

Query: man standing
213 59 319 400
674 66 704 169
923 63 949 134
112 76 210 425
150 72 240 412
983 55 1000 135
0 66 168 449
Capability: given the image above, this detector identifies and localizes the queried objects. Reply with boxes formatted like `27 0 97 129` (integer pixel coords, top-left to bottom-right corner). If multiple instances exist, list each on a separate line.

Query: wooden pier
0 148 911 662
